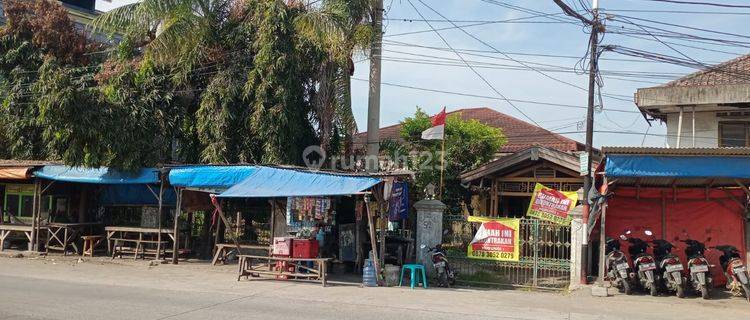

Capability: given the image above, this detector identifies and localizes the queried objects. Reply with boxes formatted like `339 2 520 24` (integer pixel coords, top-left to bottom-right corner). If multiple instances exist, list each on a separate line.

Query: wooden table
46 222 102 255
211 243 272 266
237 255 331 287
0 224 46 251
105 226 174 260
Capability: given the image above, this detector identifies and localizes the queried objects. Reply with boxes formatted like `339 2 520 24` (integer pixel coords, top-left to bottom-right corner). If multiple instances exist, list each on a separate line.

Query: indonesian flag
421 107 446 140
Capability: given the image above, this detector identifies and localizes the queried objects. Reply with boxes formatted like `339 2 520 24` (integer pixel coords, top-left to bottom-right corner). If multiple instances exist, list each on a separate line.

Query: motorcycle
605 235 635 294
713 245 750 302
625 231 660 296
426 244 456 287
652 238 687 298
682 239 712 299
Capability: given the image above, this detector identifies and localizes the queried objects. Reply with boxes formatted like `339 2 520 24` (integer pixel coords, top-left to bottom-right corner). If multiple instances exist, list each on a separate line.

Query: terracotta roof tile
662 54 750 87
354 107 584 153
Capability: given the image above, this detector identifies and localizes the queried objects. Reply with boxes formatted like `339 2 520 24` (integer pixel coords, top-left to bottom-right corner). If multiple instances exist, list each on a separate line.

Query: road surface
0 255 748 319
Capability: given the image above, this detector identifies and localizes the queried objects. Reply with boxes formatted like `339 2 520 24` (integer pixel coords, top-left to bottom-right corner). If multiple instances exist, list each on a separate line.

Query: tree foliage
0 0 374 170
394 108 507 212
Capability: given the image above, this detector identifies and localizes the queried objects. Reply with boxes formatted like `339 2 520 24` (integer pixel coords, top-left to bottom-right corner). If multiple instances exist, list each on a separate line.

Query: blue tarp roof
605 155 750 179
35 165 160 184
99 185 177 206
218 167 381 198
168 166 258 190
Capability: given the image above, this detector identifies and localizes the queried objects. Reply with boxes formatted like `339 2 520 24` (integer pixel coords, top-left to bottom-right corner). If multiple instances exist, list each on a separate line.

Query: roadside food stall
597 147 750 286
33 165 175 258
166 165 264 264
0 162 50 251
214 166 383 286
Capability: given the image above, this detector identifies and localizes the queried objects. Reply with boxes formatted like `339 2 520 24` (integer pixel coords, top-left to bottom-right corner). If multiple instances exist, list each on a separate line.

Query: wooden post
156 181 164 261
30 180 39 251
364 196 382 282
172 188 182 264
598 198 607 282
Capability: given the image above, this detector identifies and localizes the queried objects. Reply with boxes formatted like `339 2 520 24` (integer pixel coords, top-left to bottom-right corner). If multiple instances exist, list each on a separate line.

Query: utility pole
553 0 602 285
366 0 384 173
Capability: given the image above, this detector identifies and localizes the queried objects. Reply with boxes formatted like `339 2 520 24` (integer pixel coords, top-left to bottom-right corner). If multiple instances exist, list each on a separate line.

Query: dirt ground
0 253 749 319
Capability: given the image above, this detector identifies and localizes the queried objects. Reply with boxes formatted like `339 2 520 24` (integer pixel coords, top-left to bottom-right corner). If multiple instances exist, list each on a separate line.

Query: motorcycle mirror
619 235 627 240
644 230 653 236
420 244 427 249
625 230 632 235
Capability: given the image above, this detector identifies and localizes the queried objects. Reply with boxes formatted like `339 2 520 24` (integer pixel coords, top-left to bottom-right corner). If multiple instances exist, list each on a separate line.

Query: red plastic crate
292 239 319 259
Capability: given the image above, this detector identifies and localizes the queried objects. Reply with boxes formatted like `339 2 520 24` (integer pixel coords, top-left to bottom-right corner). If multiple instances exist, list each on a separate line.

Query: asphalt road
1 256 749 320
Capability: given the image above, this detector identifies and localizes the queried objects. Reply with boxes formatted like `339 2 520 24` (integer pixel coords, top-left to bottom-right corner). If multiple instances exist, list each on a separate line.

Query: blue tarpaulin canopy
35 165 160 184
168 166 257 190
99 185 177 206
605 155 750 179
218 167 381 198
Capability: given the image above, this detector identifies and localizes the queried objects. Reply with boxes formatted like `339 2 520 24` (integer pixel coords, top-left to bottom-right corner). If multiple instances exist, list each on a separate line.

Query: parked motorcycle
625 231 659 296
682 239 712 299
605 236 635 294
652 238 686 298
426 244 456 287
713 245 750 302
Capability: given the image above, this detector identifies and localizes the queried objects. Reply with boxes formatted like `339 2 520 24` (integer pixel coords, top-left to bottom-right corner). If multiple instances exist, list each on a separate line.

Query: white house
636 54 750 148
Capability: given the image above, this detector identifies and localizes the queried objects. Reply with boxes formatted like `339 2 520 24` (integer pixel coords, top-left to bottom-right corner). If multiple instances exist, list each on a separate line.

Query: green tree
395 108 506 212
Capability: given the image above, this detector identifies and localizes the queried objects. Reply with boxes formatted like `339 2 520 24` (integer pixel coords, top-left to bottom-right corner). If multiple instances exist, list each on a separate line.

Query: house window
719 122 750 147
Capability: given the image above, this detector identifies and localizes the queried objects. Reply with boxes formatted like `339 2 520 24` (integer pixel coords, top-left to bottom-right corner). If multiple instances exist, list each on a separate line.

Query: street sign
579 152 589 176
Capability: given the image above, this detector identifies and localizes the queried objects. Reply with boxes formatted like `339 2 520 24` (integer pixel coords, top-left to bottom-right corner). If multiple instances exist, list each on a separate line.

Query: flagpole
439 134 445 200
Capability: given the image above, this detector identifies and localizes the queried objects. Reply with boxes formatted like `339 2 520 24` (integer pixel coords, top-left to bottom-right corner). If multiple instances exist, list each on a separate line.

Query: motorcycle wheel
676 282 685 298
742 283 750 303
439 272 448 288
701 285 710 299
622 279 632 295
650 284 659 296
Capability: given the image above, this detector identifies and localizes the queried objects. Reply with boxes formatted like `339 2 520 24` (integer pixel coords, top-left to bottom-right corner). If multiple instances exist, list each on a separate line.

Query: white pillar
676 107 684 148
414 199 445 277
569 206 584 290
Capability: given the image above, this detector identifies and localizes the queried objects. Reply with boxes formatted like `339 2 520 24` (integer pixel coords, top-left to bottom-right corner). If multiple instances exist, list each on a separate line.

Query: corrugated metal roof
0 160 61 167
602 147 750 156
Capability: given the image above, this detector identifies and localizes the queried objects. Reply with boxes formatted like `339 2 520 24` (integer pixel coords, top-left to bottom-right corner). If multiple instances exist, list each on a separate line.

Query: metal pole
598 199 607 282
676 106 684 148
692 106 696 147
365 0 384 173
172 188 182 264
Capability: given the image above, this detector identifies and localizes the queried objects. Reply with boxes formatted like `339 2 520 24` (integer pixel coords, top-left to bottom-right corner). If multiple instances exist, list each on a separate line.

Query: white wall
665 111 718 148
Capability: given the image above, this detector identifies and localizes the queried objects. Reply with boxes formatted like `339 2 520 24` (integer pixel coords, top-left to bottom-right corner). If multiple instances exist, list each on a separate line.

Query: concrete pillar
414 199 445 276
569 205 584 290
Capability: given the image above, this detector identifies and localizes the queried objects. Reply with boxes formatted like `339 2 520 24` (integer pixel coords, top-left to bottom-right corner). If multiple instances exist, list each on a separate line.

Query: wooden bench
111 238 168 260
81 235 104 257
0 224 46 251
237 255 331 287
211 243 272 266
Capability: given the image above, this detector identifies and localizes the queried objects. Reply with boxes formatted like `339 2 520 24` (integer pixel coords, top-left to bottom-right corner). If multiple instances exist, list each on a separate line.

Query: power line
602 8 750 15
349 77 641 114
404 0 542 126
642 0 750 9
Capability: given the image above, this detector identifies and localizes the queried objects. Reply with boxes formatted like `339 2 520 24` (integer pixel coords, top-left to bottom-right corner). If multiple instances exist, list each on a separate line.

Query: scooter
652 238 686 298
713 245 750 302
605 236 635 294
682 239 712 299
427 244 456 287
625 231 659 296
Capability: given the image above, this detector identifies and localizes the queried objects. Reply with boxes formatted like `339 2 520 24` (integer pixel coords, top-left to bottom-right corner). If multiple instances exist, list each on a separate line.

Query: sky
95 0 750 148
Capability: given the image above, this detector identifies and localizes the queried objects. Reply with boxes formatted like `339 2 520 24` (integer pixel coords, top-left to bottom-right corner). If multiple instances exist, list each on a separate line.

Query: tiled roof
662 54 750 87
602 146 750 156
354 107 584 153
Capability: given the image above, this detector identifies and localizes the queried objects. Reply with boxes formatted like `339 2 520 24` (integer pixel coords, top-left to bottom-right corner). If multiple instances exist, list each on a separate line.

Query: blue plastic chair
399 264 428 289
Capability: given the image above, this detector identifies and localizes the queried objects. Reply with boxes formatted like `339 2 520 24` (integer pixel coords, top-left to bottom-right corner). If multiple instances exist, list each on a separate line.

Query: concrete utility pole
553 0 602 285
366 0 384 173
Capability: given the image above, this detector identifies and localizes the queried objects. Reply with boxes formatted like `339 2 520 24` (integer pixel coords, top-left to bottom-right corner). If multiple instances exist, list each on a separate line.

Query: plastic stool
399 264 428 289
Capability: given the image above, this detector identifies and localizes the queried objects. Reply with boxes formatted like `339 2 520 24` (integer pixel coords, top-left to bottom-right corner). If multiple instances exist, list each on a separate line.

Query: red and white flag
421 107 446 140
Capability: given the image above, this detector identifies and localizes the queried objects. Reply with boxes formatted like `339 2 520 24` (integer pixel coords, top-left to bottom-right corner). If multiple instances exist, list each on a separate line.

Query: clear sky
95 0 749 148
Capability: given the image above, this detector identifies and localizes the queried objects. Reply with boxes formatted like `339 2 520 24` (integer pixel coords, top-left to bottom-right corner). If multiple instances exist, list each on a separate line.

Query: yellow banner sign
526 183 578 225
467 216 520 262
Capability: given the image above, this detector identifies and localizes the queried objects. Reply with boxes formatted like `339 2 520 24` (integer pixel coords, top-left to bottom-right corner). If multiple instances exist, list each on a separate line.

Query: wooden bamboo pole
172 188 182 264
